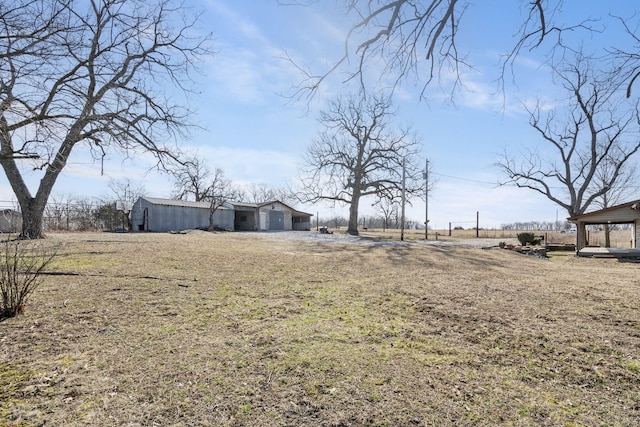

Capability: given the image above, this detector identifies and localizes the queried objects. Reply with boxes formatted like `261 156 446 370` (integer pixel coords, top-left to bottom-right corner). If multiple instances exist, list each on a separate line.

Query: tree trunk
604 223 611 247
347 194 360 235
20 198 46 239
208 206 215 231
2 125 76 238
0 155 49 239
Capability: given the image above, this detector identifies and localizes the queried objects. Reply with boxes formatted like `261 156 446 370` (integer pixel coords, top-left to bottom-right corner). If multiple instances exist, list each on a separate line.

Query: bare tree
244 182 278 204
43 195 71 231
171 155 211 202
0 0 211 238
272 183 304 207
242 182 299 206
107 179 146 207
496 53 640 219
373 196 400 232
68 198 97 231
592 158 638 246
203 168 239 231
299 94 422 235
104 178 146 230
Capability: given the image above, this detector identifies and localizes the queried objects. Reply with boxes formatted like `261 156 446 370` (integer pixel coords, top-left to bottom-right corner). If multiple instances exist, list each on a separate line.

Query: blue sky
1 1 638 229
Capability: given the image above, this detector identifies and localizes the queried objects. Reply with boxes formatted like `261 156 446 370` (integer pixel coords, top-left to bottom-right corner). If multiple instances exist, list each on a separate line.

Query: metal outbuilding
130 197 312 232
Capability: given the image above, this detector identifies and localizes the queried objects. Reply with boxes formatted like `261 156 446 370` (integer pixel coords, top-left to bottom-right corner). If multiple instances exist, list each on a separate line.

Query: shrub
516 232 541 246
0 239 56 319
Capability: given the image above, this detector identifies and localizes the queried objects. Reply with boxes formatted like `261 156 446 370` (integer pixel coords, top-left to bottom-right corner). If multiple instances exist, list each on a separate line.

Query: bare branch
287 0 466 102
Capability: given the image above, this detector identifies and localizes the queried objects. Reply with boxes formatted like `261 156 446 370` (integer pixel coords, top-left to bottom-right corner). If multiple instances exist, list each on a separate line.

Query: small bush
517 232 541 246
0 239 56 319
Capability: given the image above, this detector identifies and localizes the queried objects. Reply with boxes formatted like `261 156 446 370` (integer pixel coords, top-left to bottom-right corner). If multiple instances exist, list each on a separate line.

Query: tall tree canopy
299 94 422 235
0 0 211 238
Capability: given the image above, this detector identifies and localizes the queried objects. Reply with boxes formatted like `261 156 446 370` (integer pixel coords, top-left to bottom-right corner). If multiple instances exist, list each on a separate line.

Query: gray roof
139 197 312 216
140 197 230 210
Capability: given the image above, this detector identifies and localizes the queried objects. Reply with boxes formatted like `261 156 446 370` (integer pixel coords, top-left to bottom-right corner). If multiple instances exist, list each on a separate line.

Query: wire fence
0 199 128 232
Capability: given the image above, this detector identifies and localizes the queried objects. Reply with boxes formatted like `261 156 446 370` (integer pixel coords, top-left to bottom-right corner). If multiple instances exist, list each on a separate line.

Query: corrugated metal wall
131 199 234 232
151 205 208 231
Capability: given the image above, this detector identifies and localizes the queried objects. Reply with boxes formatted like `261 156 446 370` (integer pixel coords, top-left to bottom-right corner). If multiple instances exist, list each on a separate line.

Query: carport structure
569 199 640 258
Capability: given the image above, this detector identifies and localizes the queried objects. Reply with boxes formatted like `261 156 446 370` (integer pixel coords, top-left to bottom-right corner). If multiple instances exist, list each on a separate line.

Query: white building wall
258 203 292 231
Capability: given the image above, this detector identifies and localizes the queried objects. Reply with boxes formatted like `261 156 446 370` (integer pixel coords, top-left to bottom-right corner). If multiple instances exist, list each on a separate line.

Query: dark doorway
269 210 284 230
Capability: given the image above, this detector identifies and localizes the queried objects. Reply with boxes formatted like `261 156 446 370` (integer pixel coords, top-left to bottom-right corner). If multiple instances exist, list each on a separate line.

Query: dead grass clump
0 232 639 425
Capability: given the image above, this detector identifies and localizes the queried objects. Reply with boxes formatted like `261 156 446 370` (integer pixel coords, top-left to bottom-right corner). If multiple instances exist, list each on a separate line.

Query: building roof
139 197 230 210
139 197 313 216
569 199 640 223
254 200 313 217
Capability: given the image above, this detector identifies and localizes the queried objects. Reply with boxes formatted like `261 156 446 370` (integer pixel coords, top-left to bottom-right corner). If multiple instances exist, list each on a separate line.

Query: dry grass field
1 230 639 426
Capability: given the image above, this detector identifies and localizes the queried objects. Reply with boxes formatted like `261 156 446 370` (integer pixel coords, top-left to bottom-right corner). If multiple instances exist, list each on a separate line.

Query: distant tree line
498 220 630 232
314 214 424 231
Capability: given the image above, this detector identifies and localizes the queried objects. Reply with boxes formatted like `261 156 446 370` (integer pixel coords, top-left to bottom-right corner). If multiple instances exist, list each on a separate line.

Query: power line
432 171 640 190
431 171 497 185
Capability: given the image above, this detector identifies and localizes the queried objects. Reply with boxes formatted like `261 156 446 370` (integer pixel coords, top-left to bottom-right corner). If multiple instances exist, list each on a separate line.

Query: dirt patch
1 231 639 426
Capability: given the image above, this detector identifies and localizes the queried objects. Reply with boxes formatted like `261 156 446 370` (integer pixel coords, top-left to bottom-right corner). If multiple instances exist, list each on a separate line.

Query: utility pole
400 157 406 241
424 158 429 240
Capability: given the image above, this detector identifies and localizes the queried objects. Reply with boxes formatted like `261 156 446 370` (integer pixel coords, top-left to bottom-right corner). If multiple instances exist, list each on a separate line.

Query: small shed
0 209 22 233
569 199 640 257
